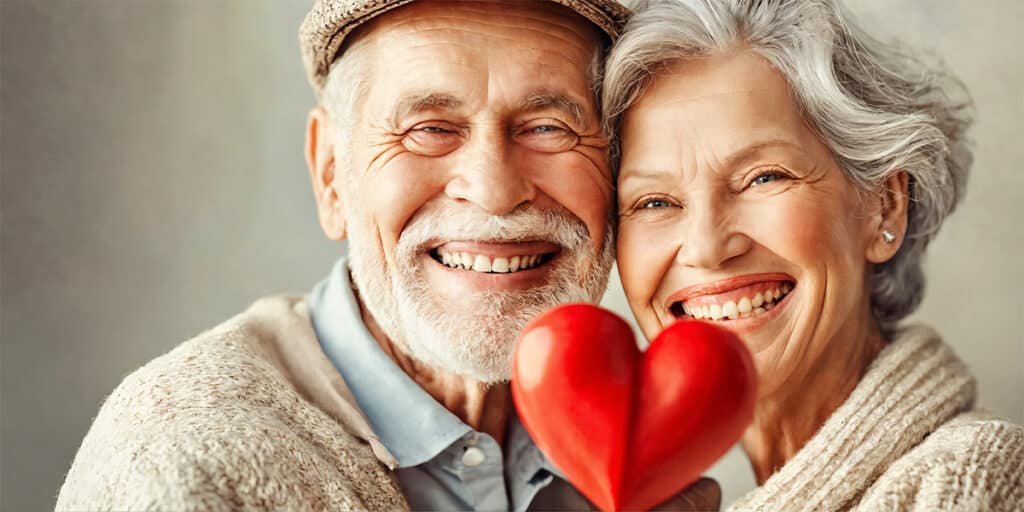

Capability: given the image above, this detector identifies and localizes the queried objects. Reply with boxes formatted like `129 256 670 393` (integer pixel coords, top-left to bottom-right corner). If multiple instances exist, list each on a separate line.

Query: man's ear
865 171 910 263
306 106 347 241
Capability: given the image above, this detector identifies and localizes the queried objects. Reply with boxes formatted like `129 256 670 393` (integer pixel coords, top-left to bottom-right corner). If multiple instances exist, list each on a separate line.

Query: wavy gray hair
603 0 973 333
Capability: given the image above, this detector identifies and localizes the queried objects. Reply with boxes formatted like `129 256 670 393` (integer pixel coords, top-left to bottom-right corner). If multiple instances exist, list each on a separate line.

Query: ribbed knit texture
729 325 1023 511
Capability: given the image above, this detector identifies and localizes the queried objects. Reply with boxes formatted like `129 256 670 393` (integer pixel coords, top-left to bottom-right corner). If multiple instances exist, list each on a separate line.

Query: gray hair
321 43 371 175
602 0 973 333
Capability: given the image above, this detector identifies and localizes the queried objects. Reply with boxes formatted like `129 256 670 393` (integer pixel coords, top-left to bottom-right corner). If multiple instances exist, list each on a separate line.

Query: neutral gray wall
1 1 1021 510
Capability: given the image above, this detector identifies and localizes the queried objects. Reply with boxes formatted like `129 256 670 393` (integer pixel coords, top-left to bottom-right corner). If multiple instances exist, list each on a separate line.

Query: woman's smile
663 273 795 334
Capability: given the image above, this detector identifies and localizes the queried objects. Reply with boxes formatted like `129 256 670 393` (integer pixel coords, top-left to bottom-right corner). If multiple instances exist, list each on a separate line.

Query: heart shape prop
512 304 757 511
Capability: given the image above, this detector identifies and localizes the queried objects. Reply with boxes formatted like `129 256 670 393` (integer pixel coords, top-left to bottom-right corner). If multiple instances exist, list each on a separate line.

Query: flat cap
299 0 630 96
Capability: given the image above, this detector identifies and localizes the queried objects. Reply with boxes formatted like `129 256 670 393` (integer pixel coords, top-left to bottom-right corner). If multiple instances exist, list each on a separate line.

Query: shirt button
462 446 486 467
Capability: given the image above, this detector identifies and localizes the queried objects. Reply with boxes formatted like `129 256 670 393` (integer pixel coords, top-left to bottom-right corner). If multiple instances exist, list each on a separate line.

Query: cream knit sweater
729 323 1023 511
57 296 1023 511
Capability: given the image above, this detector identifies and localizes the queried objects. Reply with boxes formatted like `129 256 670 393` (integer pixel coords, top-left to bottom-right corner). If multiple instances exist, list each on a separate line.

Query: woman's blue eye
641 199 672 209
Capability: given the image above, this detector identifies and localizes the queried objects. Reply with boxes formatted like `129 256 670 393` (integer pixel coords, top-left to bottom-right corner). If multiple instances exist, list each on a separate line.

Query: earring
882 230 896 244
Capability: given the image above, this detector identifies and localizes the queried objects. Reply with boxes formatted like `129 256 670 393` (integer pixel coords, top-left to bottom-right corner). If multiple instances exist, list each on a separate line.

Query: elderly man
57 1 718 510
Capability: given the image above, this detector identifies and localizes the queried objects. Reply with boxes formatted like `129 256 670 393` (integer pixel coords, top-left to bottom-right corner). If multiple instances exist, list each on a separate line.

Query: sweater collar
730 325 976 511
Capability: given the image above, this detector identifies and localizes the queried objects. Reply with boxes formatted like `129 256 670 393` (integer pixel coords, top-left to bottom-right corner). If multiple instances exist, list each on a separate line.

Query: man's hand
579 477 721 511
650 478 722 512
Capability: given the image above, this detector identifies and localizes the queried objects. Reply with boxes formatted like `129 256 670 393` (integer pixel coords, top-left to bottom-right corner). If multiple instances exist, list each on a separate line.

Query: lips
666 273 796 323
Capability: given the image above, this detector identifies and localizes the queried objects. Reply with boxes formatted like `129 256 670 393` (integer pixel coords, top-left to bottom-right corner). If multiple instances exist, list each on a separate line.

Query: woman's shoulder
857 410 1024 511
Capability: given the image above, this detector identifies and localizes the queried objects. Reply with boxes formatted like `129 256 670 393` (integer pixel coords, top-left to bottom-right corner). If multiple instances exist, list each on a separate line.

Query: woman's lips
665 273 796 322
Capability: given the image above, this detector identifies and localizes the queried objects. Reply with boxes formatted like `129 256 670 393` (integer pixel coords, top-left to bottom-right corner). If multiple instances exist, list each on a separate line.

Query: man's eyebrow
519 93 587 128
389 92 463 127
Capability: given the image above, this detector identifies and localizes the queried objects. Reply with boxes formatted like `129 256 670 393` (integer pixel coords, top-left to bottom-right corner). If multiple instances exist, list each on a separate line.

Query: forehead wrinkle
638 88 764 110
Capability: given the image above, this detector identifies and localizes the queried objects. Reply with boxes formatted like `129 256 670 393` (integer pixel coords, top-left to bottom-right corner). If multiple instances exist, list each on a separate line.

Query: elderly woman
603 0 1023 510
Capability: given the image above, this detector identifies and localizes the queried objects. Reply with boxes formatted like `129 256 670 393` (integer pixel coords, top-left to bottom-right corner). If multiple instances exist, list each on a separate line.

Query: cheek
744 188 864 272
751 200 824 262
348 148 447 261
616 219 680 335
526 151 613 245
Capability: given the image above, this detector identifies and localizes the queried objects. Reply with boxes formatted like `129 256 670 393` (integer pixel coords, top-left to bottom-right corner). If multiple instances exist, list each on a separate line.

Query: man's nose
444 132 535 215
675 200 751 269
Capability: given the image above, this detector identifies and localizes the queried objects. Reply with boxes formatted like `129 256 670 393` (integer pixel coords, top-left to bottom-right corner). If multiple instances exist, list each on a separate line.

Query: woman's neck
741 319 886 484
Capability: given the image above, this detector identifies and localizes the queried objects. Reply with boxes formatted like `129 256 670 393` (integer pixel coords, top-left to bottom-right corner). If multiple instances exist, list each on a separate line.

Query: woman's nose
444 132 535 215
675 202 751 269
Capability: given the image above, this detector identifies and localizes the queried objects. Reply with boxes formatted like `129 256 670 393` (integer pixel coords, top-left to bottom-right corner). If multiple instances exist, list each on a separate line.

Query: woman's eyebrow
617 168 670 187
617 140 809 185
724 139 807 169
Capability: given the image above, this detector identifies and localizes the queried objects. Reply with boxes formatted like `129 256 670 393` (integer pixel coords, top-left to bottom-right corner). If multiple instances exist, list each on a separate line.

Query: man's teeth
437 251 546 273
680 283 792 321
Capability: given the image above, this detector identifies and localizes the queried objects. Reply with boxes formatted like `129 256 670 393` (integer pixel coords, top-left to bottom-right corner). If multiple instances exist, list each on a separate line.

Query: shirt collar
309 257 472 468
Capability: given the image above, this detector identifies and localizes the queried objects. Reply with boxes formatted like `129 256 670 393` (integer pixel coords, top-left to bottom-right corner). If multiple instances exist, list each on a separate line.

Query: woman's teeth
677 283 792 322
436 251 549 273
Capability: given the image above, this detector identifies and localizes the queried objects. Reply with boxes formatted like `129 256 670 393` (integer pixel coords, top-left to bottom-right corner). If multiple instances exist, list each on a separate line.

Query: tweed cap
299 0 630 96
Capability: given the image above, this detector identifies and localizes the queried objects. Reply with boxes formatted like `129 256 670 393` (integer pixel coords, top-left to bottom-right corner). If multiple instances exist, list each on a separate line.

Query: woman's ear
306 106 347 241
865 171 910 263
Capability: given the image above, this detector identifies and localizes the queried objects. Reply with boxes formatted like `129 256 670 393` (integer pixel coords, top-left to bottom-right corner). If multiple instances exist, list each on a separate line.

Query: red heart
512 304 757 511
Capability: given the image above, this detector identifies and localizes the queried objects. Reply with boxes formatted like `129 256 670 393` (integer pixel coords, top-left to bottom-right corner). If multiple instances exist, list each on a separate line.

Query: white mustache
397 203 591 255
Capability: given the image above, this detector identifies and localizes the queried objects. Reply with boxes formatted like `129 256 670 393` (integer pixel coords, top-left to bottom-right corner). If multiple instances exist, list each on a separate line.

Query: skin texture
305 1 611 445
616 50 909 483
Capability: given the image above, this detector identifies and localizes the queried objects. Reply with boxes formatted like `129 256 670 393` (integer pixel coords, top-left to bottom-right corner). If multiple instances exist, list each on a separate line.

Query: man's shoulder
57 295 405 511
859 410 1024 510
107 294 312 415
92 295 314 419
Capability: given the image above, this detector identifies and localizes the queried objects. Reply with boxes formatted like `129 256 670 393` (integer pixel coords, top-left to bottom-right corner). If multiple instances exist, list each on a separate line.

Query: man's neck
357 295 512 445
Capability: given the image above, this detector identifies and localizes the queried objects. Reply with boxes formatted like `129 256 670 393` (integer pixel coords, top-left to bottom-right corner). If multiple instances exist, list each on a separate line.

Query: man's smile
425 241 564 292
430 241 560 274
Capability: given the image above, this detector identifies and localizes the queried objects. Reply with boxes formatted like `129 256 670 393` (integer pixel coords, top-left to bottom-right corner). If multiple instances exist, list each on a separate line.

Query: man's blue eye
531 125 562 134
752 171 784 186
419 126 450 134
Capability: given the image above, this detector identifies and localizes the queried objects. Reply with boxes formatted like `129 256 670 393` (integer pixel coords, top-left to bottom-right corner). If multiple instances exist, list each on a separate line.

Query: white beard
345 200 614 383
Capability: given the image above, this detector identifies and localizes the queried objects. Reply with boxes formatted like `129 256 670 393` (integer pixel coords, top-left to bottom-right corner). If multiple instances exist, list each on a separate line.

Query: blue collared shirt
310 258 590 511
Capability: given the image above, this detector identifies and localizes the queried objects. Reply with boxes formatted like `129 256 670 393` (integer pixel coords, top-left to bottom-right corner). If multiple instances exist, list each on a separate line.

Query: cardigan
57 296 1023 511
729 324 1023 511
57 295 406 511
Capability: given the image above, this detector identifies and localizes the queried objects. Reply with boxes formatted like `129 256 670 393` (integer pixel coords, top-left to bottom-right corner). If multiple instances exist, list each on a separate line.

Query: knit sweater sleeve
856 411 1024 511
55 329 386 512
55 342 245 511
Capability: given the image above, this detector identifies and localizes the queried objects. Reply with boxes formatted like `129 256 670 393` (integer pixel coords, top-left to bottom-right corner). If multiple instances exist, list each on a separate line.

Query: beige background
1 1 1021 510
